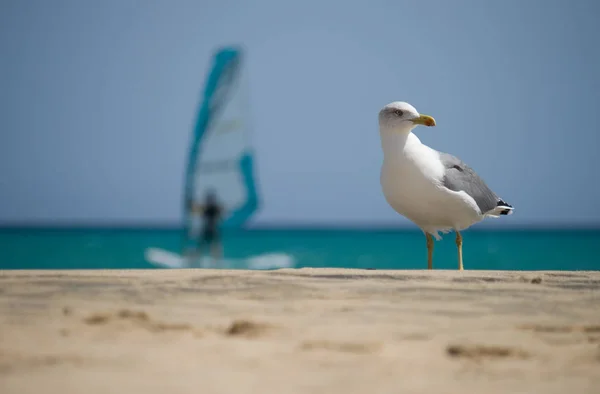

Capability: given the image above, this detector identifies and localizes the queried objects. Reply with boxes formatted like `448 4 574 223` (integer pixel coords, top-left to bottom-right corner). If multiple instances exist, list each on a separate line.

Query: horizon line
1 221 599 232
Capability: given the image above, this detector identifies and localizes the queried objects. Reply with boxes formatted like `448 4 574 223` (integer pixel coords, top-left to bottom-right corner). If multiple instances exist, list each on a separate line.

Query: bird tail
485 199 514 218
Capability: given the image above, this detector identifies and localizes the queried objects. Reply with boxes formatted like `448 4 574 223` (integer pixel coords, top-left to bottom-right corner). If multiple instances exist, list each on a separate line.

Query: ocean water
0 228 598 271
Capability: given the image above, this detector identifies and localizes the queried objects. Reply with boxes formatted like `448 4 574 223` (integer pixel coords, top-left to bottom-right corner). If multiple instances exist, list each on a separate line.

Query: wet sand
1 268 599 394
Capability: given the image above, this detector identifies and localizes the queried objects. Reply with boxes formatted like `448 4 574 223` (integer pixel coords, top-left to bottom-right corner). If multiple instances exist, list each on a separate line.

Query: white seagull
379 101 513 270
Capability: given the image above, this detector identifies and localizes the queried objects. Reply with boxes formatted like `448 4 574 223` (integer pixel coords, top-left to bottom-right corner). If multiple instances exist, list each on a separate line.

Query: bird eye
394 109 404 117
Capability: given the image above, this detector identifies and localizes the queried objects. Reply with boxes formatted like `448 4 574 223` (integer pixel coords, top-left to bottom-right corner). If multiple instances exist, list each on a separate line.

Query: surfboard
145 247 295 270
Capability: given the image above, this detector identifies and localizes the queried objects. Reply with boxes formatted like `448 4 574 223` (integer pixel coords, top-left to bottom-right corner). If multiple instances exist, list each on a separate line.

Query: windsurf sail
181 46 260 253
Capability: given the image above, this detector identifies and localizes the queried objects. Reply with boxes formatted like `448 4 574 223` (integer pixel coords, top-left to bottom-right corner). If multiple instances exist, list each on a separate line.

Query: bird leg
455 231 464 271
426 233 434 270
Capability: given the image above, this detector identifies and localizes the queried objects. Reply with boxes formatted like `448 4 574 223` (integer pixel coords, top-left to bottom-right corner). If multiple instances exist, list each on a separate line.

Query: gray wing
438 152 499 214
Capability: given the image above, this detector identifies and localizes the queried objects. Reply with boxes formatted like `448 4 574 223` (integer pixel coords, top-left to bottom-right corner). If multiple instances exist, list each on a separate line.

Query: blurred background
1 0 599 270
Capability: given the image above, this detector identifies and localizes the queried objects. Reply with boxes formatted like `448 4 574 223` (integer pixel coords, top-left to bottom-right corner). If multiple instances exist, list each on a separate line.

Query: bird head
378 101 436 132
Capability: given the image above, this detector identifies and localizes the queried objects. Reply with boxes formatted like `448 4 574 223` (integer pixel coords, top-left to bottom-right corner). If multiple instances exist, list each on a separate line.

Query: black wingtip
497 199 513 215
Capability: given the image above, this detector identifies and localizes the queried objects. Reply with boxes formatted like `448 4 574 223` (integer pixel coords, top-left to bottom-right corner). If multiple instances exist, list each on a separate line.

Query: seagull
378 101 513 270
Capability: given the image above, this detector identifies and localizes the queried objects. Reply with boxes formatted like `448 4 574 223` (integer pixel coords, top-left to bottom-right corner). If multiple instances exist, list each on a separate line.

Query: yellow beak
410 114 436 127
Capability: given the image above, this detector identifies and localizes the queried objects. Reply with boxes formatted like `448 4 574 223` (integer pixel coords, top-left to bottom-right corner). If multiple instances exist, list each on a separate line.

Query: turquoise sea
0 228 598 271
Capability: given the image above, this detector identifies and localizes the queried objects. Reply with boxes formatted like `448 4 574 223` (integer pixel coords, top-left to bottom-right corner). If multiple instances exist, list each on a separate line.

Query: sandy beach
1 268 599 394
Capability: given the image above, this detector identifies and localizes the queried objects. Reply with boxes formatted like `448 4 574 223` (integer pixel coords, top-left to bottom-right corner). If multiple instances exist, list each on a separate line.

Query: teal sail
182 47 260 252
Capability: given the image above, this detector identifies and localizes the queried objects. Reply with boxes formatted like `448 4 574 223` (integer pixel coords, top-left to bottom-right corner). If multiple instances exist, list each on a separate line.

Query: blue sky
1 0 599 227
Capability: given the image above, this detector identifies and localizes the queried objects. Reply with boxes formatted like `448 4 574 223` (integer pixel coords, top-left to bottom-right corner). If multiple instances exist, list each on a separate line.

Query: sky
1 0 599 228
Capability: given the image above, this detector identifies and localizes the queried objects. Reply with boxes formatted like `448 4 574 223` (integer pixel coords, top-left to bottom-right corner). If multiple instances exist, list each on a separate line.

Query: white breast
380 133 482 237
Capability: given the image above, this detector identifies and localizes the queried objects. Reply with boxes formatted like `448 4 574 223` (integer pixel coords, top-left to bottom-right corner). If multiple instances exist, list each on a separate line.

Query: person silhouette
187 190 224 266
200 190 224 261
